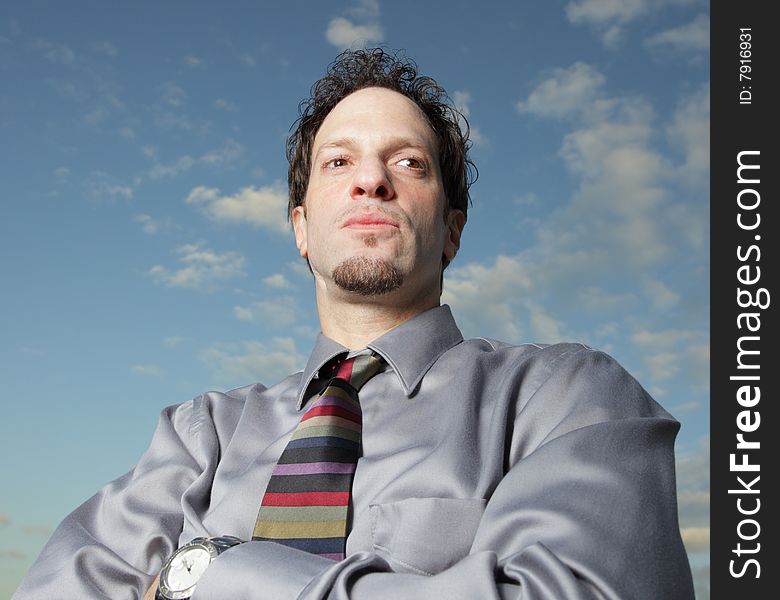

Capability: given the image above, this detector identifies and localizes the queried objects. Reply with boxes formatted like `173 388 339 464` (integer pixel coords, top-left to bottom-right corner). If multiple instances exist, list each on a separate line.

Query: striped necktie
252 352 383 560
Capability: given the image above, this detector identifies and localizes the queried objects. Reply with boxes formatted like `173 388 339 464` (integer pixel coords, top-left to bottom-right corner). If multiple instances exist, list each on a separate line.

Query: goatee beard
332 257 403 296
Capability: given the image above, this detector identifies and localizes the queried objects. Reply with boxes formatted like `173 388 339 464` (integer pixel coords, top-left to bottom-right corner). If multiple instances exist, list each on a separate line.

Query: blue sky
0 1 709 597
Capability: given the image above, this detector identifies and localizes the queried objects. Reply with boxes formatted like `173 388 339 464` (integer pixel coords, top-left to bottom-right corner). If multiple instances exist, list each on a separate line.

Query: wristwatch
155 535 243 600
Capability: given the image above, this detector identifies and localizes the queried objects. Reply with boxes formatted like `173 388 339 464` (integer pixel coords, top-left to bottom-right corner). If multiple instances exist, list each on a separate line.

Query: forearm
193 415 693 600
191 541 605 600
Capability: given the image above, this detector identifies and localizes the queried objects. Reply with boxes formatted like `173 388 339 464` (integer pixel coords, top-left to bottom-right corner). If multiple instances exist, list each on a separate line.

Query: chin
331 256 404 296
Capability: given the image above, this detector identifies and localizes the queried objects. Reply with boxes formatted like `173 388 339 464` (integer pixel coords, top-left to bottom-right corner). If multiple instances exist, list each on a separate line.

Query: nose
349 157 395 202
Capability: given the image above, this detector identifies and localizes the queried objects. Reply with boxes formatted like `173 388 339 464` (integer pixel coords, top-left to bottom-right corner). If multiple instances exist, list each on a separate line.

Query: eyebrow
313 136 434 160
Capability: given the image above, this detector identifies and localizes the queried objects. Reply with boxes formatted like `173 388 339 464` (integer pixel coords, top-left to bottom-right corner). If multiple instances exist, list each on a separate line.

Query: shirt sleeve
12 397 221 600
192 348 695 600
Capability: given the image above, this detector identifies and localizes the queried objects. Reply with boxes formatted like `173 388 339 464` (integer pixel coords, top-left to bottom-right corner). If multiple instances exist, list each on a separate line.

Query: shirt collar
295 304 463 409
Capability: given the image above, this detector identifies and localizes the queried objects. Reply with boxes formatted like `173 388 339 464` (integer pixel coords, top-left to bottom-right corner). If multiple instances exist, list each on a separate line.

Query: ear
443 209 465 262
291 205 308 258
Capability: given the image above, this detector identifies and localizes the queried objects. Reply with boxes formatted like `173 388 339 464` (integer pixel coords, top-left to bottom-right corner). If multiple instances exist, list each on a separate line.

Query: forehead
313 87 437 152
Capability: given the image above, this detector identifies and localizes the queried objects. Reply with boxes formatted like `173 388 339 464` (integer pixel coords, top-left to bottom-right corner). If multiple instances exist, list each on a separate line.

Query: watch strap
208 535 243 554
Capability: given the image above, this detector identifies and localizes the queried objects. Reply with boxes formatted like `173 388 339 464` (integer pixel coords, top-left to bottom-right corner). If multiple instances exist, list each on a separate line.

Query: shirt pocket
369 497 487 576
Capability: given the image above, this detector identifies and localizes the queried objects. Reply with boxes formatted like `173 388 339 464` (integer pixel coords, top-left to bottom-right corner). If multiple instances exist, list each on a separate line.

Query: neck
315 282 440 349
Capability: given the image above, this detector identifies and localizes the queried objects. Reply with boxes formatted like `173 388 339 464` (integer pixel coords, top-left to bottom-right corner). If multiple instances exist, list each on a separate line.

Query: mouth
341 212 400 230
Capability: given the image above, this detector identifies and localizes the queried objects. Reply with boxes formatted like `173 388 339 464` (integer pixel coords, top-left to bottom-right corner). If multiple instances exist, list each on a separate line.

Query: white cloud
667 83 709 188
452 91 472 118
469 127 488 147
149 242 247 290
156 111 194 131
445 243 667 346
595 322 620 338
681 527 709 553
537 87 688 269
513 192 541 208
453 90 487 146
186 184 289 233
47 79 86 102
631 328 691 348
142 140 244 180
325 1 383 49
214 98 238 112
644 351 679 382
93 41 118 57
134 213 178 236
558 96 656 177
233 306 254 321
288 259 313 279
450 65 707 370
642 278 680 309
199 138 244 167
528 304 565 342
263 273 292 289
687 342 709 389
294 324 320 342
566 0 648 26
639 333 709 386
83 106 108 126
600 25 623 48
675 437 709 530
443 255 532 342
670 400 701 414
201 337 306 386
86 171 133 202
160 81 186 107
21 525 53 536
565 0 698 47
517 62 605 119
33 39 76 64
149 155 194 179
135 214 160 234
630 327 708 382
232 297 297 327
578 286 638 312
645 14 709 53
326 18 383 49
163 336 190 347
131 364 164 377
183 55 203 67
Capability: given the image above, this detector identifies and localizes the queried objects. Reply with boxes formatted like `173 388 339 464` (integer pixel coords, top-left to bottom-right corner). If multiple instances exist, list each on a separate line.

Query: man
14 48 694 599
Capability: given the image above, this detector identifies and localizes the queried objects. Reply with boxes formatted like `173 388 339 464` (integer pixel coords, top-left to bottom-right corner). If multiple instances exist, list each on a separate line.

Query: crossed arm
13 352 695 599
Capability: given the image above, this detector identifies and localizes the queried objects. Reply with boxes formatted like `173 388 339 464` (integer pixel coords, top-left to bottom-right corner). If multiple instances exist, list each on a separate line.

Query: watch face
159 541 216 599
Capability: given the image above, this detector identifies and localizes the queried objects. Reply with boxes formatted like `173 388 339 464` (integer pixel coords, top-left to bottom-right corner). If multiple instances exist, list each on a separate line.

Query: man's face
292 87 464 303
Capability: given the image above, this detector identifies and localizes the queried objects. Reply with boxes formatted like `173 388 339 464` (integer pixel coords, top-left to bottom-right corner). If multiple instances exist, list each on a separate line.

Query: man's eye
325 157 349 169
397 157 425 170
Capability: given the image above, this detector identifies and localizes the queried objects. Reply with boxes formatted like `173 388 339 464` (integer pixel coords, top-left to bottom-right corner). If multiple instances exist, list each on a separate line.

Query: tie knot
332 352 384 392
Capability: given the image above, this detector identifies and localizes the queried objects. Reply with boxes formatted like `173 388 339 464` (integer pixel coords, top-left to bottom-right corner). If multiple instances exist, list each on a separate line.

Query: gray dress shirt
13 305 694 599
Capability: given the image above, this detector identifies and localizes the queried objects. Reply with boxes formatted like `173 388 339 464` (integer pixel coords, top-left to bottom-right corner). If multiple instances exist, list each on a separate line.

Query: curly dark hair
287 47 477 224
